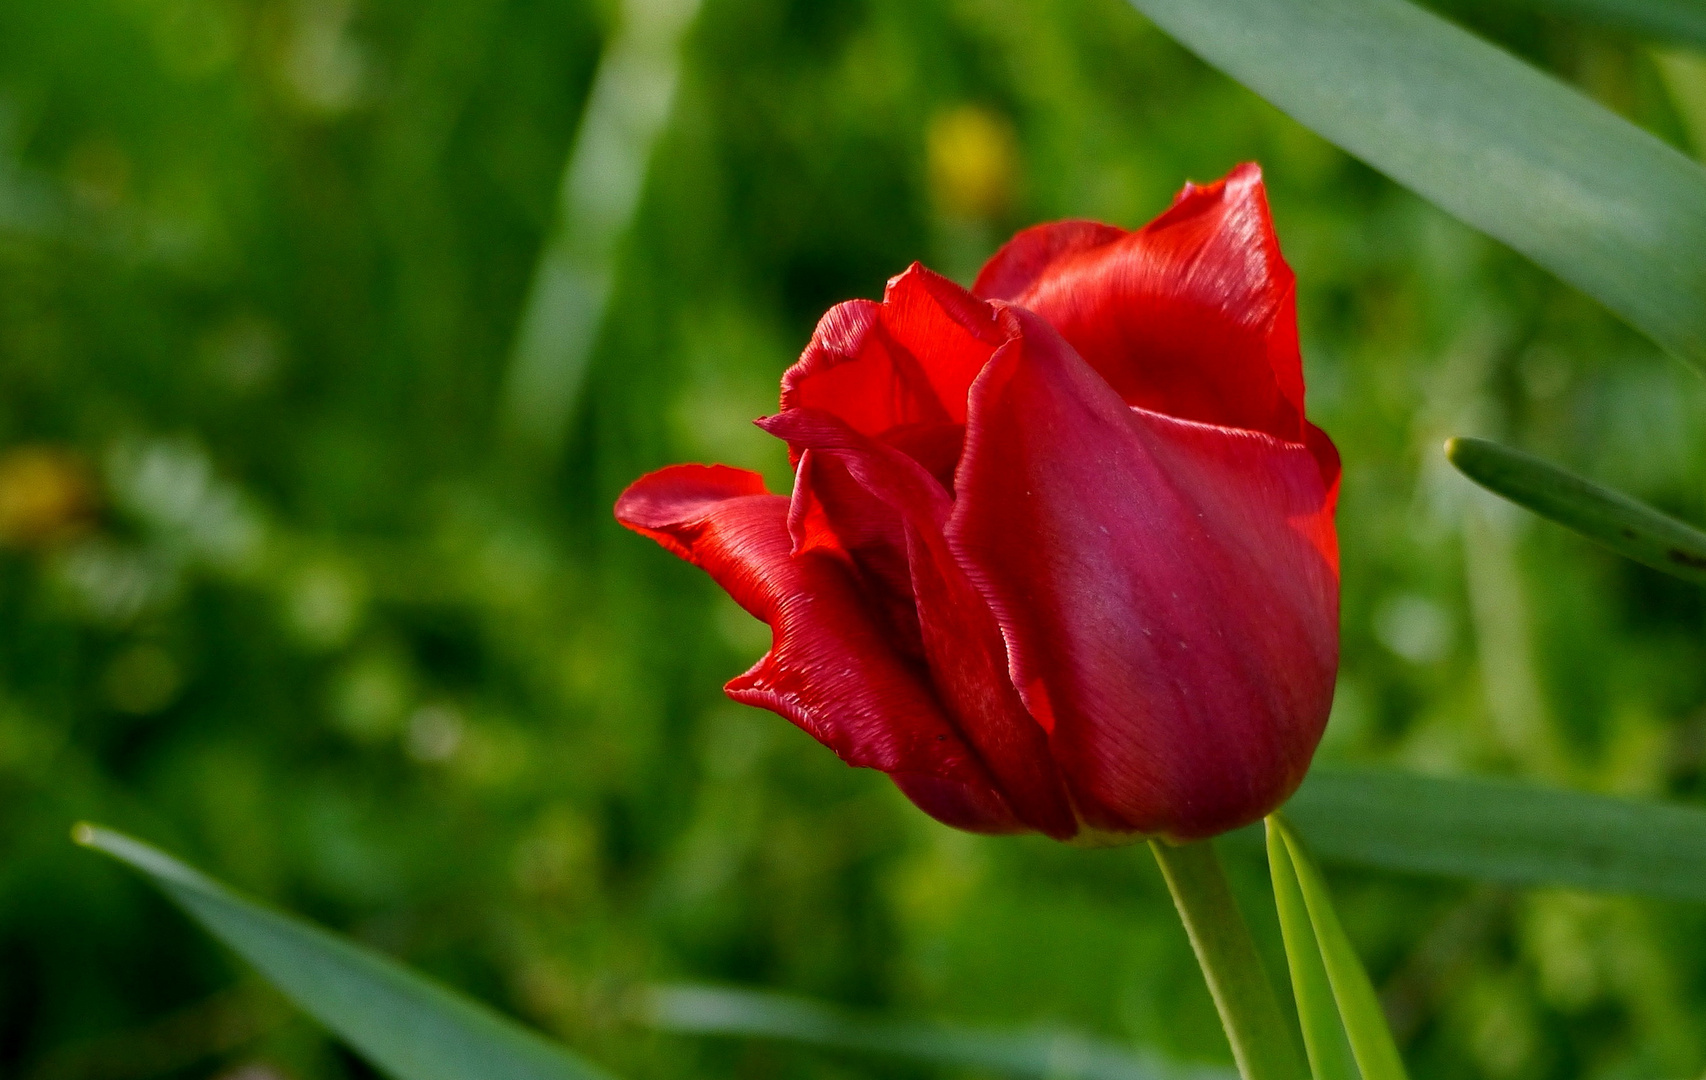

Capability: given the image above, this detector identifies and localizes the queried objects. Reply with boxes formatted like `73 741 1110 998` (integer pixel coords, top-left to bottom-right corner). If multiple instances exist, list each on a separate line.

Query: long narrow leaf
1273 818 1408 1080
1125 0 1706 372
1285 769 1706 901
74 825 617 1080
646 983 1234 1080
1266 823 1358 1080
1446 436 1706 585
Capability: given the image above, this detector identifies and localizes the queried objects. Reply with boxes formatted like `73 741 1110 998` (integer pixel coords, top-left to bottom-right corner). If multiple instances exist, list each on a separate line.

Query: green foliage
1150 841 1307 1080
1287 769 1706 900
1266 826 1357 1080
647 982 1232 1079
77 825 618 1080
1518 0 1706 49
1269 819 1409 1080
1126 0 1706 372
1446 436 1706 584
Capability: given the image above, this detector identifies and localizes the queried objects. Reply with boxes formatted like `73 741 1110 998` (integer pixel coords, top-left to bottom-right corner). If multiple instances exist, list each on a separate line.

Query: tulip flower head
616 164 1340 843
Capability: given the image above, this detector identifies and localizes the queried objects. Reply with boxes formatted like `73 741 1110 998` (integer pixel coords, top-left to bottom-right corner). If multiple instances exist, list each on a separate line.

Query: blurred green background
3 1 1705 1078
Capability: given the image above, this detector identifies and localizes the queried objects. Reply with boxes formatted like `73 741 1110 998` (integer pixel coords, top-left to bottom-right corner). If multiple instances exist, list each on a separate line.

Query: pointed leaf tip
1446 435 1706 585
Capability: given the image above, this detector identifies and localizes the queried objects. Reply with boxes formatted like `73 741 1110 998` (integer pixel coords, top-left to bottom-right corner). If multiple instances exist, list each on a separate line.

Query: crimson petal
949 309 1339 840
971 220 1125 302
779 264 1003 471
761 410 1079 839
615 463 1021 833
973 163 1312 456
787 448 924 659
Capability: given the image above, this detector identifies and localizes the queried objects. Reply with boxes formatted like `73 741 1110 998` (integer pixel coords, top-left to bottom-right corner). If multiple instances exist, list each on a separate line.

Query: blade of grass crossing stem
1149 839 1307 1080
1124 0 1706 373
73 824 617 1080
1271 817 1407 1080
1445 437 1706 585
1265 823 1358 1080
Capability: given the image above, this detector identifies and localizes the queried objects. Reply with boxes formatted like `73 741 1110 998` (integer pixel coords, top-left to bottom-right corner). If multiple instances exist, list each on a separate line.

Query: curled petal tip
614 463 770 531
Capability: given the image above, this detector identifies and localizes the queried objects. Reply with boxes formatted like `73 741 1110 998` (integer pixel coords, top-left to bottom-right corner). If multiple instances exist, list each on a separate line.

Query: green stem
1150 838 1306 1080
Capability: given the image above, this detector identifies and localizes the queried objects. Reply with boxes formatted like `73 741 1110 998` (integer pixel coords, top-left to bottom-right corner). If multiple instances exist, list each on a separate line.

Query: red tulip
616 164 1339 842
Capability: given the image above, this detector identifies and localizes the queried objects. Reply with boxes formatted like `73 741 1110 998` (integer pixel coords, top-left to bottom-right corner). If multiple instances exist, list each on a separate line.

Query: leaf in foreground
1286 769 1706 902
1266 824 1358 1080
1270 817 1408 1080
646 982 1234 1080
1125 0 1706 373
74 824 616 1080
1446 436 1706 585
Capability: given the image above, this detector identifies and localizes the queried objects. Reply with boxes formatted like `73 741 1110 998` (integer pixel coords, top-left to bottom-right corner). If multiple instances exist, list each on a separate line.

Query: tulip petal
787 448 924 660
972 164 1312 453
951 309 1339 840
889 771 1029 835
615 464 1021 833
969 219 1126 302
773 271 1009 654
762 410 1079 839
780 265 1003 470
1305 420 1343 513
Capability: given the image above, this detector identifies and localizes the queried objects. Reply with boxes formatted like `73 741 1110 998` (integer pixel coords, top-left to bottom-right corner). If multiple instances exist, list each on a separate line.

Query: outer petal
949 309 1339 841
778 264 1004 481
615 463 1021 833
1305 421 1342 517
972 164 1312 456
760 410 1078 839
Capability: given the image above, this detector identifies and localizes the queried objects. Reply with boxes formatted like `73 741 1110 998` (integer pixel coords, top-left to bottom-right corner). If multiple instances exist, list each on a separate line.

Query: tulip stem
1150 838 1305 1080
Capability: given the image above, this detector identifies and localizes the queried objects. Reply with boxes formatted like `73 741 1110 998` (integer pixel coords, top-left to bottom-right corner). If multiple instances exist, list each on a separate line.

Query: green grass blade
646 982 1235 1080
1446 436 1706 585
1285 768 1706 901
1266 822 1359 1080
73 824 617 1080
1125 0 1706 372
1272 818 1407 1080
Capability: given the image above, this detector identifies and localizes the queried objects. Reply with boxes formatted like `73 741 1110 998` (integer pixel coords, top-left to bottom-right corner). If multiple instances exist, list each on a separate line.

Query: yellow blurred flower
927 105 1019 222
0 446 97 547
